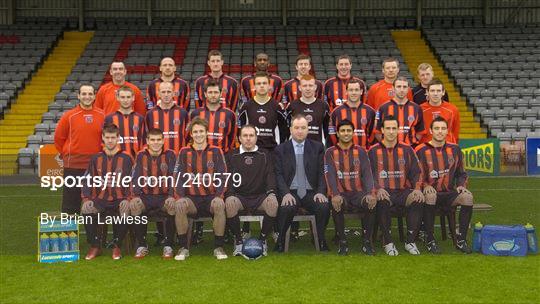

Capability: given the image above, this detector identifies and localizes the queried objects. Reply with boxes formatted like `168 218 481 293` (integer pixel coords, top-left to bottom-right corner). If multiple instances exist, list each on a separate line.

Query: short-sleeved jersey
145 105 189 154
238 99 289 150
328 102 376 148
415 142 468 192
146 76 190 110
368 142 422 191
190 106 237 153
420 101 460 144
194 74 239 112
366 80 413 110
286 99 330 143
104 111 146 158
376 99 426 147
282 77 324 105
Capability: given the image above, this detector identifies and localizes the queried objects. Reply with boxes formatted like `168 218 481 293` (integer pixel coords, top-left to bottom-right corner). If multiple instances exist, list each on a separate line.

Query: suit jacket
274 138 326 198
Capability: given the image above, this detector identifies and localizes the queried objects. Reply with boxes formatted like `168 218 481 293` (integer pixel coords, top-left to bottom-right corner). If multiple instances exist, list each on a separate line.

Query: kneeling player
415 117 473 254
81 124 133 260
225 124 278 256
130 128 178 259
368 116 425 256
324 120 377 255
173 117 228 260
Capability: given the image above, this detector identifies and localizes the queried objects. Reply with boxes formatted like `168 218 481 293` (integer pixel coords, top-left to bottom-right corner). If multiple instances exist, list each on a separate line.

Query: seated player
225 124 278 256
324 119 377 255
415 117 473 254
368 116 425 256
173 117 228 260
129 128 178 259
81 124 133 260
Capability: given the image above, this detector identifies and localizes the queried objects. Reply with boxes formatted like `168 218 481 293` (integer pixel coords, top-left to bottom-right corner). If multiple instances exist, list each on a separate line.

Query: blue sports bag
481 225 528 256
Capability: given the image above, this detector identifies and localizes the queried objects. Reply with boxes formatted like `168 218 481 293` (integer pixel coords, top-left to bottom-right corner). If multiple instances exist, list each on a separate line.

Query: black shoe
319 240 330 252
418 230 427 244
273 242 285 253
426 240 442 254
456 239 472 254
337 241 349 256
154 232 164 247
290 231 299 242
361 239 375 255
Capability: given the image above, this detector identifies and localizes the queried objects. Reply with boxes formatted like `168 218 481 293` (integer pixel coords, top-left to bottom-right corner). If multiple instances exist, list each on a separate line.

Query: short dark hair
102 124 119 136
188 116 209 133
290 114 307 125
79 84 95 93
382 115 399 128
239 124 258 137
116 85 134 96
337 119 355 132
427 78 445 91
207 50 222 60
346 78 365 91
204 79 220 92
253 71 270 81
336 54 351 64
147 128 164 138
295 54 311 65
392 76 409 87
382 57 399 69
430 116 448 129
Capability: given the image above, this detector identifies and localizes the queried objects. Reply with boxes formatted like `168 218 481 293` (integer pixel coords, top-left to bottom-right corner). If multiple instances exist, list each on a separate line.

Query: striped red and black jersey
368 142 422 191
241 73 283 103
328 102 376 149
132 148 177 197
175 145 227 197
415 142 468 192
194 74 239 112
82 150 134 202
190 106 237 153
376 99 426 147
324 144 375 197
286 99 329 143
238 99 289 150
104 111 146 159
145 105 189 154
323 75 365 112
282 77 324 105
146 76 190 110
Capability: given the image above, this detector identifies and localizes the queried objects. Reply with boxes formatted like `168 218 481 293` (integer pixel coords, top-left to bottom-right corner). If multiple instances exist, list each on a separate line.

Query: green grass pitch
1 177 539 303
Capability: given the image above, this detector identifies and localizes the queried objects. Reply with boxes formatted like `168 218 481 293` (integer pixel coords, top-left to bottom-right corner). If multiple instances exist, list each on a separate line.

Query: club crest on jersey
388 90 395 97
305 115 313 123
337 170 343 179
173 119 181 125
335 98 342 106
118 136 124 144
207 161 214 168
430 170 439 179
218 121 226 128
84 115 93 123
408 115 415 122
160 163 169 172
244 156 253 165
360 117 368 125
258 116 266 124
132 125 139 132
379 170 388 179
353 159 361 166
448 157 455 164
398 158 406 165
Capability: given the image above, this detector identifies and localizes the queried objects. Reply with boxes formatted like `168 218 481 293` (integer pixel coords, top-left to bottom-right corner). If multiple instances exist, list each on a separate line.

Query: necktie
296 144 307 199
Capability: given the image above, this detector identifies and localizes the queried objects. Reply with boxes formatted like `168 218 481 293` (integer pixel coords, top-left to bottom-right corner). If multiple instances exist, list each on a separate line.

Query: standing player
287 75 330 143
173 117 228 261
241 52 283 104
190 80 237 153
328 79 376 149
145 82 189 154
238 72 289 151
369 116 425 256
324 54 365 111
95 62 146 116
80 124 132 260
54 84 105 214
273 115 331 252
367 58 413 110
324 119 377 255
104 86 146 159
412 63 449 105
194 50 239 112
282 54 324 106
375 77 426 147
225 125 278 256
146 57 190 110
420 79 460 144
415 117 473 254
129 128 178 259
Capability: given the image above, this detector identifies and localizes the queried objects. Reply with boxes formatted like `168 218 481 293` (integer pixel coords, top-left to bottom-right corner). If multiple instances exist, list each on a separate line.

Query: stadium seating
423 26 540 142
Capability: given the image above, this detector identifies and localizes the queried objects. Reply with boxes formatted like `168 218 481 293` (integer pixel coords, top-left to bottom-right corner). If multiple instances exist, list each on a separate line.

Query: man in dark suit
274 114 331 252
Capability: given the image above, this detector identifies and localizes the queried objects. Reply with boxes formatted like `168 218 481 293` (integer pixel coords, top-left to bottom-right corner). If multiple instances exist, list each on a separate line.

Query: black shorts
141 194 167 211
187 195 217 218
230 193 267 213
435 190 460 210
93 199 121 214
340 191 370 212
387 189 414 207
